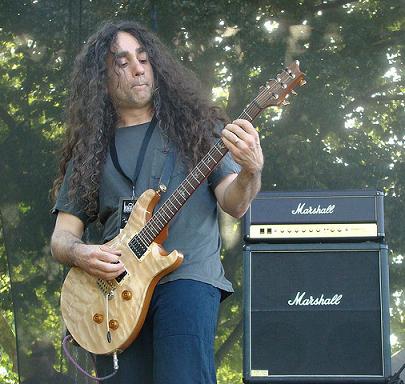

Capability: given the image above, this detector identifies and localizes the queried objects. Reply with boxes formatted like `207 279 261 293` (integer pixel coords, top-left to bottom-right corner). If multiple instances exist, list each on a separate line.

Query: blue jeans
96 279 221 383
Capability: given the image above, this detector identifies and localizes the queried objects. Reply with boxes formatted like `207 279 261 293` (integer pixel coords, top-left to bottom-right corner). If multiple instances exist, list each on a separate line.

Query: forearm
222 168 261 219
51 212 124 279
219 118 264 218
50 229 84 267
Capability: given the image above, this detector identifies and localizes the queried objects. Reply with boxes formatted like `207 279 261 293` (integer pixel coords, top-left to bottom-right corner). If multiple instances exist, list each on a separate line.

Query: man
51 20 263 383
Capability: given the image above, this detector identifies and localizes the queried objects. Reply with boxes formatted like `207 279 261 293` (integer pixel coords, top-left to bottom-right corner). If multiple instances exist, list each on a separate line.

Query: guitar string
131 68 297 249
130 67 299 250
143 68 296 236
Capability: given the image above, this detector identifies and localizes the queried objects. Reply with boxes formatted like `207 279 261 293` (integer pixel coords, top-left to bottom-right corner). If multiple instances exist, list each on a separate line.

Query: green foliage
0 346 18 384
0 0 404 382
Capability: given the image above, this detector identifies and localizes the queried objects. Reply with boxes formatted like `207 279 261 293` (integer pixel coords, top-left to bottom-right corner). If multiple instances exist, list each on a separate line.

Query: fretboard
128 102 264 249
126 63 304 252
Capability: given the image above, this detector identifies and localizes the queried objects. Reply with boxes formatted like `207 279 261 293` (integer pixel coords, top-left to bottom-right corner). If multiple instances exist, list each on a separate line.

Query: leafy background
0 0 403 382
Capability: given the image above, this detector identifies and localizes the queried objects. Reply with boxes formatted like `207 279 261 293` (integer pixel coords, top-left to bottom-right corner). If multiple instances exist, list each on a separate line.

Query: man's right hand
73 243 125 280
51 212 125 281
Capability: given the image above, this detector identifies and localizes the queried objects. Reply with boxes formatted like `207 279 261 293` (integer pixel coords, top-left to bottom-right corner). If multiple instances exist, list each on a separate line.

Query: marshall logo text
291 202 335 215
288 291 343 306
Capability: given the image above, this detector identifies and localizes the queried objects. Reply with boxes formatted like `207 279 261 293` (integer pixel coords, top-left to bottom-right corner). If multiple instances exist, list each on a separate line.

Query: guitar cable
62 334 119 382
388 361 405 384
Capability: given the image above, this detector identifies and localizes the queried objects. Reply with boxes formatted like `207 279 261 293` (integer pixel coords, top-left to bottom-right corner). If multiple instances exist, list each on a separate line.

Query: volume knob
93 313 104 324
122 290 132 300
109 320 119 330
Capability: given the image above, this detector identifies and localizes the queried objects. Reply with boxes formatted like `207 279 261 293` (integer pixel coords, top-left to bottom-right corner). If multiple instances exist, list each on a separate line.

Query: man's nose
131 60 145 77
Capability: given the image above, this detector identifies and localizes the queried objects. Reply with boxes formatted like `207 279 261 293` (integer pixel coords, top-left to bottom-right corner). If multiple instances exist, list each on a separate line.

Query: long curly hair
52 20 228 219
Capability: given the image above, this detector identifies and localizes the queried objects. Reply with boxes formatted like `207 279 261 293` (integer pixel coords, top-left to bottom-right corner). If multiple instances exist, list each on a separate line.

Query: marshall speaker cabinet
243 191 391 383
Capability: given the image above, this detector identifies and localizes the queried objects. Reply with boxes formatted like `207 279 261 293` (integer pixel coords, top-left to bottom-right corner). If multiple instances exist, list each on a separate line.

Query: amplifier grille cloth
249 249 383 376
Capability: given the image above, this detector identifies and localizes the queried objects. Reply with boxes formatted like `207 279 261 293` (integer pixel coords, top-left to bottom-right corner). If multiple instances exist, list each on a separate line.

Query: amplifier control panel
244 190 384 242
248 223 378 240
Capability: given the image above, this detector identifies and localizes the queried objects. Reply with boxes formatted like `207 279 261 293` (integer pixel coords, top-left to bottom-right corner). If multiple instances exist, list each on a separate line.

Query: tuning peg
299 79 306 86
291 90 298 95
282 100 290 106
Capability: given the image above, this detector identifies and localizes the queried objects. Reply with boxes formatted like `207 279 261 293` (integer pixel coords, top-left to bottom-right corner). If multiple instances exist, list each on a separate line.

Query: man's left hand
221 119 264 175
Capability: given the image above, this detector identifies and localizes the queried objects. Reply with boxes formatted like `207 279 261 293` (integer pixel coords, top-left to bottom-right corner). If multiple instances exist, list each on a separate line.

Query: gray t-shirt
53 122 240 295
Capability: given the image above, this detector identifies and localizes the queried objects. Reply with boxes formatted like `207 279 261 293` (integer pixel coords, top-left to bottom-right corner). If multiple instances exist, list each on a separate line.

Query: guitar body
60 189 184 355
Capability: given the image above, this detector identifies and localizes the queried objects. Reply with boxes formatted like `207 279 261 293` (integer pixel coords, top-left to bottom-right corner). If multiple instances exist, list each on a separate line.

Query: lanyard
109 116 175 197
110 115 157 191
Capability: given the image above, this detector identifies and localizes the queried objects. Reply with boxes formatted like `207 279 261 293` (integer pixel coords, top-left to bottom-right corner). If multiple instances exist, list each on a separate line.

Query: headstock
256 60 306 109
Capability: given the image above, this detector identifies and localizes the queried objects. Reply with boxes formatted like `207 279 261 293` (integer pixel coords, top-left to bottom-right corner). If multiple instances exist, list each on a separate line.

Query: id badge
118 197 137 230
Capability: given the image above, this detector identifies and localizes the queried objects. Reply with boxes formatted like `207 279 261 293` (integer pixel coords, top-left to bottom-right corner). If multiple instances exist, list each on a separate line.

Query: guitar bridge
97 279 118 296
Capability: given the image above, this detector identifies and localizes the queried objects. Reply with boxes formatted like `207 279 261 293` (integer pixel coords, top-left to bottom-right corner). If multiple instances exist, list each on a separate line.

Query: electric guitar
60 61 306 355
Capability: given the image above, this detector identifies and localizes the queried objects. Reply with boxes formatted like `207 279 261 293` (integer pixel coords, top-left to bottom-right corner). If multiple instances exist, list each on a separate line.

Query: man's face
107 31 154 111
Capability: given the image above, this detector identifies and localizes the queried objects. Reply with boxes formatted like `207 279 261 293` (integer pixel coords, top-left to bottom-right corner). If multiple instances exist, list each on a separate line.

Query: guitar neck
136 103 263 245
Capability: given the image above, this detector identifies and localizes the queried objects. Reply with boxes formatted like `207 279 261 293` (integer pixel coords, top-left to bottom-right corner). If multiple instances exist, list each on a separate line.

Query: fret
168 197 181 210
177 187 189 199
131 233 146 246
239 110 251 121
194 167 202 179
167 199 178 213
217 140 226 151
207 153 218 164
163 204 174 216
173 191 183 202
139 230 151 242
141 225 156 241
160 208 172 221
213 145 224 157
185 178 195 190
196 165 206 177
242 109 253 121
152 214 166 228
172 193 182 206
201 160 211 171
142 230 155 243
155 212 168 231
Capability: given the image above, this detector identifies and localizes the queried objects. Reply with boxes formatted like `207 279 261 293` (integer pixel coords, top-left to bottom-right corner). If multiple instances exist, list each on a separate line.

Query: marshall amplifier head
243 190 384 242
243 242 391 383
